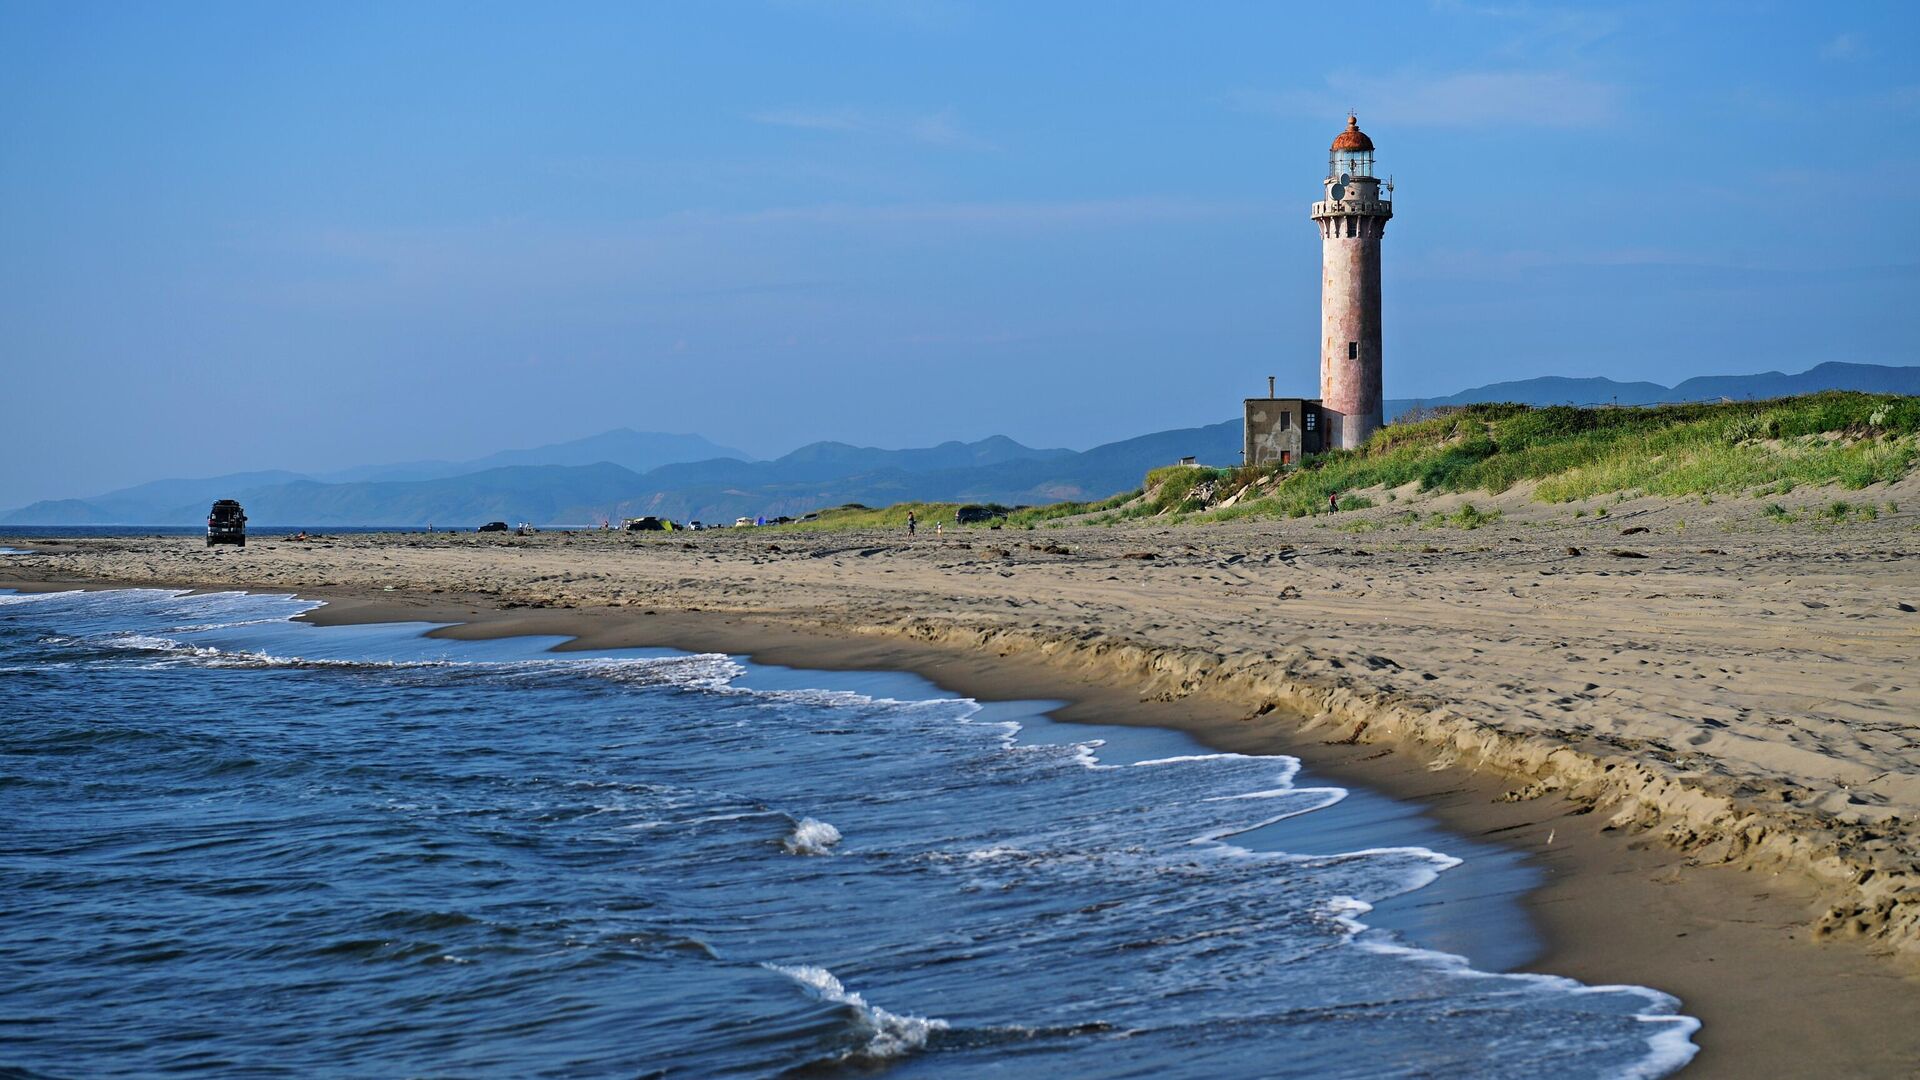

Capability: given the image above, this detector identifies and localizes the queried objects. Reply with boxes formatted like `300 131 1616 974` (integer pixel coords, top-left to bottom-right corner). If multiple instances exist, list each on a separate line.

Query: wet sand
7 481 1920 1075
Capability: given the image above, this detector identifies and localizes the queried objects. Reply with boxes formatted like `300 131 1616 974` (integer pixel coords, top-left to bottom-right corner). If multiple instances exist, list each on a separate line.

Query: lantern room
1328 114 1375 180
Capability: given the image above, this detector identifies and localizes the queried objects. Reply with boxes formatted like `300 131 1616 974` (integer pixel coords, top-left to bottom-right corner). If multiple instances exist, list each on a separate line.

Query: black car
625 516 668 532
206 500 247 547
478 521 510 533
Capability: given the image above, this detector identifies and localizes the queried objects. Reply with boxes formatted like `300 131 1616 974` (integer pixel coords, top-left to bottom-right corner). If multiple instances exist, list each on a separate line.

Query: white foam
1323 894 1700 1077
1129 752 1255 767
764 963 948 1060
0 589 85 604
15 584 1702 1074
782 817 843 856
88 624 745 688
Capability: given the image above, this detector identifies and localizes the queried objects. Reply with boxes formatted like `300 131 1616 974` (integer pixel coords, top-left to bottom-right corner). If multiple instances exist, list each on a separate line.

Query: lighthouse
1311 115 1392 449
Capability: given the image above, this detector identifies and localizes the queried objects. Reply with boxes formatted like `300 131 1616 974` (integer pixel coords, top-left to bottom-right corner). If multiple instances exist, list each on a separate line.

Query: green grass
771 502 963 532
779 393 1920 532
1819 499 1879 522
1006 489 1139 525
1423 503 1502 530
1189 392 1918 523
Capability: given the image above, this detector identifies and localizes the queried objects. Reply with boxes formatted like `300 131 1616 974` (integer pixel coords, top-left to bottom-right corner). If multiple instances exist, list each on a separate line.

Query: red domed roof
1331 115 1373 152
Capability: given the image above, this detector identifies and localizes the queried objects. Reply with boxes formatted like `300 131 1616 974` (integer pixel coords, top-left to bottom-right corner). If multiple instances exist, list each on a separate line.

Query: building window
1347 341 1358 360
1278 412 1291 430
1305 411 1317 431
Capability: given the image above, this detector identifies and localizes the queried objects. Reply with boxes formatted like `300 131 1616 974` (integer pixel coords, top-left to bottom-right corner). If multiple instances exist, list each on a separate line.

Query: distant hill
219 464 653 527
1385 362 1919 421
615 422 1240 524
317 429 751 483
0 470 313 526
7 362 1912 527
2 431 749 525
0 426 1237 527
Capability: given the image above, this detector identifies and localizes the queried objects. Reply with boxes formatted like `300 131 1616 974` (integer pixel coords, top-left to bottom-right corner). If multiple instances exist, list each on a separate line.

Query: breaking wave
781 817 843 856
764 963 950 1062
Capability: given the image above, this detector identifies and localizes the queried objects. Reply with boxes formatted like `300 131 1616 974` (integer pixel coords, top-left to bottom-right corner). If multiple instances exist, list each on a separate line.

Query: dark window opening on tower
1279 412 1291 430
1347 341 1358 360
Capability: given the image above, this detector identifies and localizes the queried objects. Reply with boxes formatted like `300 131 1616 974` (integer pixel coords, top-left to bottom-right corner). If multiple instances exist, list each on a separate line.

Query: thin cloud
1819 33 1864 61
1430 1 1622 60
1231 69 1623 128
749 106 997 150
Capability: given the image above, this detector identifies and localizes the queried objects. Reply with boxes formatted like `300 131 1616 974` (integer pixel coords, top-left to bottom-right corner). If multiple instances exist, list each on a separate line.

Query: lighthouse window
1347 341 1358 360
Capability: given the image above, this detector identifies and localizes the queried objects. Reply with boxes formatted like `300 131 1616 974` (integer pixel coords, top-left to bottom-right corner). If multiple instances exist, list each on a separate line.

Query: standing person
1328 492 1339 513
907 510 917 536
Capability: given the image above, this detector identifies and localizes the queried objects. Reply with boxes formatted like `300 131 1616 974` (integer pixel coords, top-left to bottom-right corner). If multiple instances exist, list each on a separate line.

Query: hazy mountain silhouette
1384 361 1918 420
316 429 751 483
1 426 1233 526
6 362 1913 526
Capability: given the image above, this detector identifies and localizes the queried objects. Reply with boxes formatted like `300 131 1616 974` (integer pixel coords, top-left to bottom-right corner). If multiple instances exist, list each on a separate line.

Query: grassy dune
1116 392 1919 524
771 393 1919 531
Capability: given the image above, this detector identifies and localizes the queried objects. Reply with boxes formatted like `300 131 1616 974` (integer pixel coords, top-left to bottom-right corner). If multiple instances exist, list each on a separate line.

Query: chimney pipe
1268 375 1275 399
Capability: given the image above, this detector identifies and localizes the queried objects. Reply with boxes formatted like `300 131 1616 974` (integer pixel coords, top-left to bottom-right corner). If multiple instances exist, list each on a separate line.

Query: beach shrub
1425 503 1501 530
1007 489 1140 526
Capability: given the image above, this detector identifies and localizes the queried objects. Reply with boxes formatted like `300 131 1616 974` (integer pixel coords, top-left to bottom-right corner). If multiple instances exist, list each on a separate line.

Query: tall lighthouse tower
1311 115 1392 449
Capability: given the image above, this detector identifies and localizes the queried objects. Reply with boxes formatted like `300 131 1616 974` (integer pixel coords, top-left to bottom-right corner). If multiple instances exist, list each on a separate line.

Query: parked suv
207 500 247 547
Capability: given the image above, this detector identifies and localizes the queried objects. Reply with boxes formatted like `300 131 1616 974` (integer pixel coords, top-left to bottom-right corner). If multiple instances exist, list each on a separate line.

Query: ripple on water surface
0 588 1698 1077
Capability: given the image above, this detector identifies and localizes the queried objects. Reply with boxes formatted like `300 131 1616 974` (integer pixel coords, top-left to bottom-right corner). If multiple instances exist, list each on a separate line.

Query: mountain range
312 430 750 484
1383 361 1919 420
7 362 1915 526
1 424 1239 527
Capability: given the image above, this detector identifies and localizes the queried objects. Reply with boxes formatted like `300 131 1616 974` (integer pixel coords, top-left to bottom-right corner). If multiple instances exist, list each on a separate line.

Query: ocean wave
84 625 747 689
0 588 86 604
763 963 948 1062
2 584 1701 1075
1324 894 1701 1077
781 817 843 856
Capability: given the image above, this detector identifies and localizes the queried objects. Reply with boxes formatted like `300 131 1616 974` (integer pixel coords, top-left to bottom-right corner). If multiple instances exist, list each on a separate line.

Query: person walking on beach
907 510 917 536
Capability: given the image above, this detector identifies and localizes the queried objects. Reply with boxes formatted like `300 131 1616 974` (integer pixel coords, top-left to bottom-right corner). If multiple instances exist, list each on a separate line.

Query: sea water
0 588 1698 1077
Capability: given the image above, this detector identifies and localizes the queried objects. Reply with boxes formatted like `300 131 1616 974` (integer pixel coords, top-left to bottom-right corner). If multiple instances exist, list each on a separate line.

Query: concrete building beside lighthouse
1312 115 1392 449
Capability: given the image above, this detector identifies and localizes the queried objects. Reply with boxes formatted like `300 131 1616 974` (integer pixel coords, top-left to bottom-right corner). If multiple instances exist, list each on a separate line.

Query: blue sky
2 0 1916 505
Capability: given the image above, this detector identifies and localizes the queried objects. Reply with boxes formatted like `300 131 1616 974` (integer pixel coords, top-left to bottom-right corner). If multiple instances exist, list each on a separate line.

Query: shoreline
8 571 1920 1075
6 509 1920 1076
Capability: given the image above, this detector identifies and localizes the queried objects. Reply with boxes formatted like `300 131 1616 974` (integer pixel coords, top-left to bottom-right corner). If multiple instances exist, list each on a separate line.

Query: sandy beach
7 481 1920 1076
